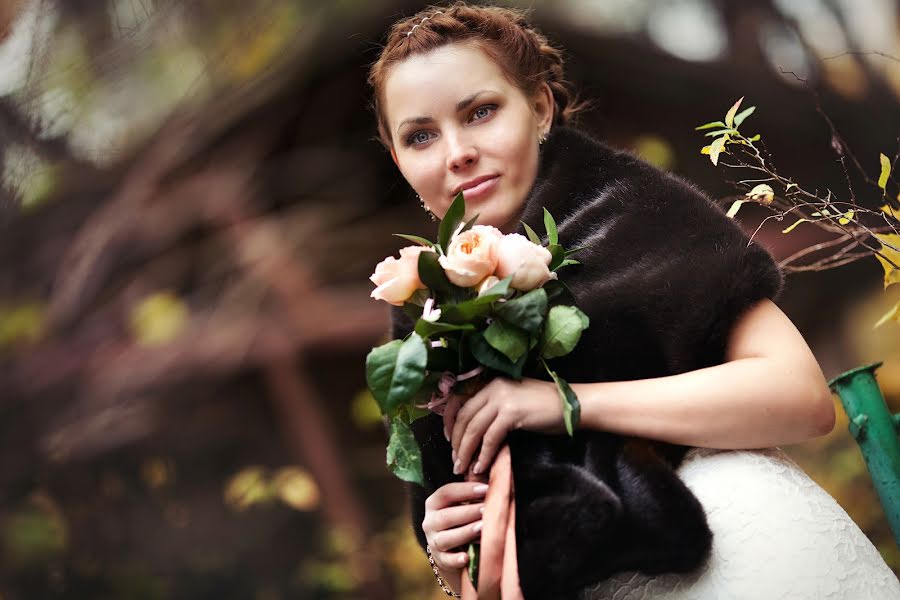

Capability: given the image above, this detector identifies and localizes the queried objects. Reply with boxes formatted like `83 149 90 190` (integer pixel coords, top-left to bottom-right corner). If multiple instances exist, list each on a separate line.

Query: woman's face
383 43 553 232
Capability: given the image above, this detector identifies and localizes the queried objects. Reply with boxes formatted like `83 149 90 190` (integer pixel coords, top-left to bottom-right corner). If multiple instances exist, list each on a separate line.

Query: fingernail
472 520 483 533
459 554 468 565
453 459 461 474
480 506 485 514
451 449 457 463
444 427 449 441
473 461 482 474
473 484 488 494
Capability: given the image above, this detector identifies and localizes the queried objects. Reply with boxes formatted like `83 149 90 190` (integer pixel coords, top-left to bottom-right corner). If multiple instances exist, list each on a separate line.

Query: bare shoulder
724 299 815 364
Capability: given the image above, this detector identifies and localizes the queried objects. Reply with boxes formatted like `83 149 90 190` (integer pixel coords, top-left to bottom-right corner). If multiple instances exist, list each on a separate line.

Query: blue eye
406 130 434 147
471 104 497 121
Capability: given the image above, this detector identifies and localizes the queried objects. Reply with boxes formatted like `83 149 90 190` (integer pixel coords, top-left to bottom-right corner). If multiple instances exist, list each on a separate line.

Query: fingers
454 403 498 475
424 481 489 512
423 482 488 572
450 392 487 461
442 394 464 442
435 549 471 571
431 516 484 552
473 417 510 475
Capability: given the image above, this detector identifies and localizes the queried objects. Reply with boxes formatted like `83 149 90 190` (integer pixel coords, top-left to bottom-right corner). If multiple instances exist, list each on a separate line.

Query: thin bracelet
426 545 461 598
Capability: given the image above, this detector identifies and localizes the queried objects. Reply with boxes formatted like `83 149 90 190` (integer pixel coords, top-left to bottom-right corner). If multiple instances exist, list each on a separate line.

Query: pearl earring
539 131 549 145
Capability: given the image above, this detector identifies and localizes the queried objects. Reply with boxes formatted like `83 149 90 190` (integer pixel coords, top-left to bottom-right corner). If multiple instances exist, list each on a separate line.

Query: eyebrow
395 89 496 136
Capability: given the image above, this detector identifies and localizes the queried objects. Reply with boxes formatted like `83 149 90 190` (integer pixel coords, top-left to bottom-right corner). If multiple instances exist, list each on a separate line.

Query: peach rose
495 233 555 291
369 245 434 306
438 225 502 288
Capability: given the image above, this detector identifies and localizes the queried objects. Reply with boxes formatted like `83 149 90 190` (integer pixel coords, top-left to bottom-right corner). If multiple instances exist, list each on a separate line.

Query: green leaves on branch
542 359 581 436
697 97 759 166
438 191 466 249
387 416 423 485
540 305 589 359
484 319 529 363
494 288 548 334
365 334 427 415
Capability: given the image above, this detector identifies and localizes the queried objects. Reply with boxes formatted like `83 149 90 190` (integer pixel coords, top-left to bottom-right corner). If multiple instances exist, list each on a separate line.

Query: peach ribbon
460 444 524 600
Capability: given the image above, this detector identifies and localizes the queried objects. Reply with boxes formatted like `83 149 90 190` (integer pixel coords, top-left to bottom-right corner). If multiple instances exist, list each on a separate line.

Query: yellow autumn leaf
130 291 188 346
745 183 774 205
709 136 727 166
223 466 274 511
725 97 744 128
272 467 320 512
782 218 809 234
726 199 744 218
874 233 900 289
874 299 900 328
879 153 891 191
838 210 855 225
881 204 898 219
0 302 45 348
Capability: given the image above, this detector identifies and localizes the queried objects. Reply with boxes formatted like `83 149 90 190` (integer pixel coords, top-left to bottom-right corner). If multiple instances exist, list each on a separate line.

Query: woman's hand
445 377 565 476
423 482 488 575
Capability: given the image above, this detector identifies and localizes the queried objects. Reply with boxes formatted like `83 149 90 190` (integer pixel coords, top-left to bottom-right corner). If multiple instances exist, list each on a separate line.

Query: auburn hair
367 2 585 148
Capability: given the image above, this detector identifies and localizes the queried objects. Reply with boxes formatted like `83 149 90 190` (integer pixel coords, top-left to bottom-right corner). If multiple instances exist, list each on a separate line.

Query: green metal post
828 362 900 547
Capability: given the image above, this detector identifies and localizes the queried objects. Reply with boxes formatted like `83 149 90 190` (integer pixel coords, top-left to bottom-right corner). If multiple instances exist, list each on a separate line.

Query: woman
367 3 900 599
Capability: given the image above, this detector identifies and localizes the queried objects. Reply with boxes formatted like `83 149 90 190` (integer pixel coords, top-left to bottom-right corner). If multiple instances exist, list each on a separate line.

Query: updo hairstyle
367 2 585 148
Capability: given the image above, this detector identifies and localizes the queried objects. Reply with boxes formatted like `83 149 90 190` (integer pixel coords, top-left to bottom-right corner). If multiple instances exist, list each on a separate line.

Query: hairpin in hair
405 10 444 37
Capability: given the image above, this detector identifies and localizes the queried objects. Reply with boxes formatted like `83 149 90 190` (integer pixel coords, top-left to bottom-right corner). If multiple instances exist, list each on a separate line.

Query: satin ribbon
461 444 523 600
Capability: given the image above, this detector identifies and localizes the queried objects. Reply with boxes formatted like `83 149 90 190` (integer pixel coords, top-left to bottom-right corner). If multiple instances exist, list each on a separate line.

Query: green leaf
565 246 587 257
494 288 548 334
543 208 558 246
748 134 761 142
543 360 580 436
438 192 466 250
557 259 581 269
733 105 755 127
521 221 542 245
393 234 434 247
726 199 744 219
695 120 726 130
473 275 512 304
484 319 529 362
725 97 744 128
440 297 493 324
414 319 475 339
468 333 527 379
387 416 424 485
704 129 735 137
547 244 565 271
459 213 480 236
879 153 891 191
417 250 457 297
708 135 727 166
541 305 589 359
365 334 428 414
542 279 577 307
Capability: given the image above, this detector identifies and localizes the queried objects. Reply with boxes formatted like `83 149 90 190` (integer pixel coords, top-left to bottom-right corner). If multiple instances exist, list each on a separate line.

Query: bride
367 2 900 598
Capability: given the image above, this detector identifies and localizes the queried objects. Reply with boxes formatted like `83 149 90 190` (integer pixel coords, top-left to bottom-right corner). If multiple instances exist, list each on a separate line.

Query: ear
390 145 400 167
531 82 555 133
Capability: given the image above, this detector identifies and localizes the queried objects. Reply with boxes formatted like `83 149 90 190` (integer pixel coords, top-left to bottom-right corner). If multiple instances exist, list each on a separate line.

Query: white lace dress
581 447 900 600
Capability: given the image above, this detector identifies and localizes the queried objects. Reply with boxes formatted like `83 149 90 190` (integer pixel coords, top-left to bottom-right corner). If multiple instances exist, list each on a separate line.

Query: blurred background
0 0 899 598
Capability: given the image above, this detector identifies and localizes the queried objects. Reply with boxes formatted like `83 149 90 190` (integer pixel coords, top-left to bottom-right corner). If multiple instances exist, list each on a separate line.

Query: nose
445 133 478 171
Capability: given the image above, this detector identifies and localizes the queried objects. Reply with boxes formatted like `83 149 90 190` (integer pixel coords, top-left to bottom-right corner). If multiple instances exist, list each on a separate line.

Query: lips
452 174 499 197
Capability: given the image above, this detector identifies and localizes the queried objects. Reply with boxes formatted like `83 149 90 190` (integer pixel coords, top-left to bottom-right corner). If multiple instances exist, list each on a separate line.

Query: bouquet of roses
365 193 588 485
